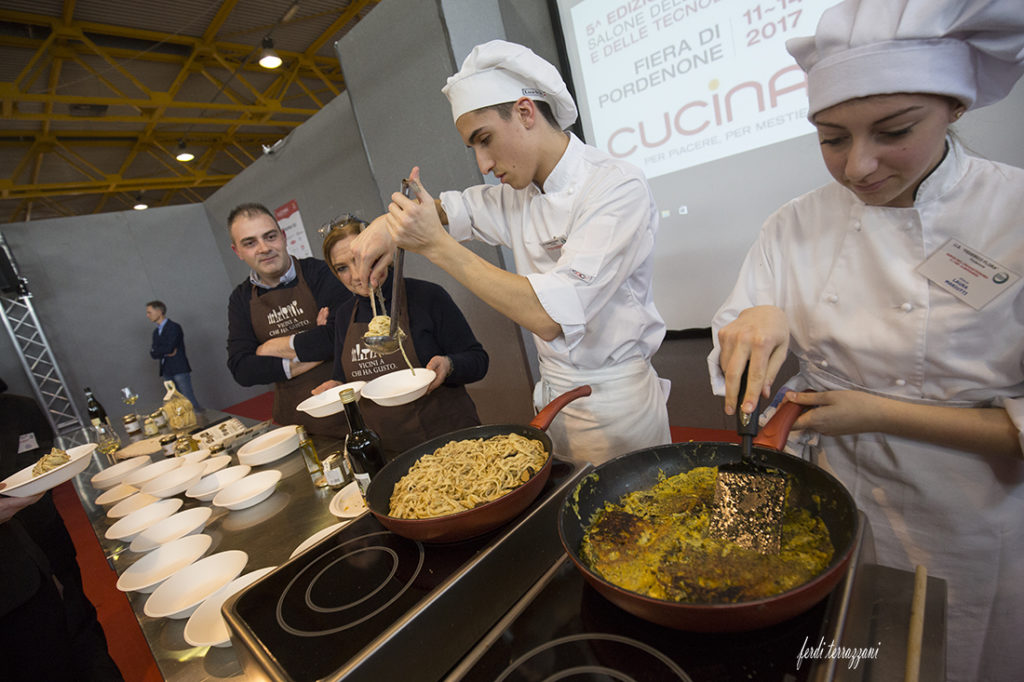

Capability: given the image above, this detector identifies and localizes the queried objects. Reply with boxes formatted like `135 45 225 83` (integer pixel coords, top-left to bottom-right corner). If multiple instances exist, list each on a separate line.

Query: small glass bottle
122 413 141 435
340 388 385 495
296 425 326 487
321 453 349 490
142 417 159 436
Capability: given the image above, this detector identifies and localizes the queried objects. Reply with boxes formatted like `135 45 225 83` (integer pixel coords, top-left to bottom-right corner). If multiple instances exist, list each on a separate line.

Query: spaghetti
389 433 548 519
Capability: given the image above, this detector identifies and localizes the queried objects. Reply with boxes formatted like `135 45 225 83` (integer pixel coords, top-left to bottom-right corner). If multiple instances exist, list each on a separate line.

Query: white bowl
329 481 368 519
143 550 249 619
115 533 212 593
105 498 183 542
95 482 138 506
213 470 282 511
360 368 436 407
290 521 350 559
122 458 181 488
1 444 97 498
107 492 159 519
295 381 367 418
185 465 251 502
91 455 151 490
140 462 206 498
237 426 299 466
114 437 164 460
130 507 213 553
201 454 232 477
178 448 212 466
184 566 275 647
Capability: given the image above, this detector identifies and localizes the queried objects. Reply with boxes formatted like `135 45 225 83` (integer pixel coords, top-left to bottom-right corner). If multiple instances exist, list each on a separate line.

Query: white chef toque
787 0 1024 117
442 40 578 130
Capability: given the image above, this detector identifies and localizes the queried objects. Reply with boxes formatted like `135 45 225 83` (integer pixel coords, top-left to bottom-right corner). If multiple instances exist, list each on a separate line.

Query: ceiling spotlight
133 193 148 211
259 37 283 69
175 140 194 162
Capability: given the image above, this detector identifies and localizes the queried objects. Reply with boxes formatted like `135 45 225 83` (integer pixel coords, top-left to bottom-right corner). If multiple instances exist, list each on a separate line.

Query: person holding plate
313 215 488 461
707 1 1024 679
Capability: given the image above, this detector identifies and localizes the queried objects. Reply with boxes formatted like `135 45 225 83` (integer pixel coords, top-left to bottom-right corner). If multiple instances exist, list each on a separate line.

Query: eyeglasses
318 213 366 239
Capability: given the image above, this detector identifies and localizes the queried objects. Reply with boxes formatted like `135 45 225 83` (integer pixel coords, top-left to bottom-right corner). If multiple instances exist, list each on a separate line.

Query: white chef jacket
441 133 670 463
709 140 1024 682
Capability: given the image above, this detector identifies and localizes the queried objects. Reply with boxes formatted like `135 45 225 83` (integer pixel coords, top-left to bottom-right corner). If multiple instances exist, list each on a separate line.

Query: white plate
140 462 206 498
105 498 183 542
295 381 367 418
0 444 97 498
143 550 249 619
185 465 251 502
360 368 436 407
177 448 212 466
91 455 151 490
107 491 159 519
213 470 282 510
130 507 213 553
201 454 232 477
95 482 138 506
114 437 164 460
329 481 367 519
184 566 276 647
289 521 350 559
122 458 181 488
115 533 212 593
236 426 299 466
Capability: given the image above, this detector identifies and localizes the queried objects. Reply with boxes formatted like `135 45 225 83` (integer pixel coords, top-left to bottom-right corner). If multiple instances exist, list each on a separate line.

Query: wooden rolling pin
904 564 927 682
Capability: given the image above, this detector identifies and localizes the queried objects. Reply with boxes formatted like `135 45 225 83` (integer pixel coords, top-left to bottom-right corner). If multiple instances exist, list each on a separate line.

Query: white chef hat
442 40 578 130
787 0 1024 116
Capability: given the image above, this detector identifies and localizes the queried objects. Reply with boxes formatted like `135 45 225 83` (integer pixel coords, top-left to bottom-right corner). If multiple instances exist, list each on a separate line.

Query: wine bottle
340 388 384 495
296 425 326 487
84 387 108 427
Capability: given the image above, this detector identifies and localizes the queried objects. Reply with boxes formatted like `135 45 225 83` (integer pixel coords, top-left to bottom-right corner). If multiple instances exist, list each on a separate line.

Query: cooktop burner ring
495 633 693 682
275 530 425 637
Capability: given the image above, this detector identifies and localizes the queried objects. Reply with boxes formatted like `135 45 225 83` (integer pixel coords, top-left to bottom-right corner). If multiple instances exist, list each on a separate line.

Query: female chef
313 216 488 460
708 1 1024 680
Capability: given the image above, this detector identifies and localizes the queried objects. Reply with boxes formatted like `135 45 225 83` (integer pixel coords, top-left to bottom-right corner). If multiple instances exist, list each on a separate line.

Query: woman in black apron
314 216 489 461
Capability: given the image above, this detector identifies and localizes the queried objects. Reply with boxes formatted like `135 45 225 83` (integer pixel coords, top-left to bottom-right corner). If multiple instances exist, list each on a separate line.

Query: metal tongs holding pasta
362 180 415 374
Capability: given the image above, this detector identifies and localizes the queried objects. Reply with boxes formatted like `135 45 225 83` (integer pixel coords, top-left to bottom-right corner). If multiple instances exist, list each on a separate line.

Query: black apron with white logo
249 259 348 439
341 282 479 461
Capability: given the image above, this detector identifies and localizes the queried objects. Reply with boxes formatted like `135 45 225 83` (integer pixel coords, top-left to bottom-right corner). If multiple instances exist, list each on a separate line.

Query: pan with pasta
364 386 591 543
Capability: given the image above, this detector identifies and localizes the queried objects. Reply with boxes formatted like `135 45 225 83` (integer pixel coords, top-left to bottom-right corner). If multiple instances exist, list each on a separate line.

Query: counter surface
71 410 348 682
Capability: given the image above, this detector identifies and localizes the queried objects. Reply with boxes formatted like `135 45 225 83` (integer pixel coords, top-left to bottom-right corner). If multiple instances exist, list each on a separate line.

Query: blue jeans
170 372 202 411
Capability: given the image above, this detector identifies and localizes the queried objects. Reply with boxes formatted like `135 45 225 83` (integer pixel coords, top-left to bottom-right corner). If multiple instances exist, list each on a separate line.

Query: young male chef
351 41 671 464
226 202 352 438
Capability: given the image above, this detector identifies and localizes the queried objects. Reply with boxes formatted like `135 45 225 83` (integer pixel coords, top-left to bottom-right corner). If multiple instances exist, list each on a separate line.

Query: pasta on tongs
364 285 415 374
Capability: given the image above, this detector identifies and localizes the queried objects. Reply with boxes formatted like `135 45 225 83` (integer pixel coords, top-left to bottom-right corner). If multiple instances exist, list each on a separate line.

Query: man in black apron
226 203 352 438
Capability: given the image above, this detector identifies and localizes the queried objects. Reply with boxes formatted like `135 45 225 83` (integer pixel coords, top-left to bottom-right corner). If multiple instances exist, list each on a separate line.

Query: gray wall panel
203 91 384 284
1 204 243 421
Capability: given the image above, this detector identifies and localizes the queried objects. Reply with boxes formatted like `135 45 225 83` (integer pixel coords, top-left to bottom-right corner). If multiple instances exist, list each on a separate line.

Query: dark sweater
332 274 489 387
227 257 353 386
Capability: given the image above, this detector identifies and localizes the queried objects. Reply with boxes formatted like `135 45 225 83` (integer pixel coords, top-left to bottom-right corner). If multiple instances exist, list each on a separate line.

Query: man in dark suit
146 300 201 410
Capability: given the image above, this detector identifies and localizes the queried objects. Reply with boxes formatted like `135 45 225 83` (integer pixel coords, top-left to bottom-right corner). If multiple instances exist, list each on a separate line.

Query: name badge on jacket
917 239 1020 310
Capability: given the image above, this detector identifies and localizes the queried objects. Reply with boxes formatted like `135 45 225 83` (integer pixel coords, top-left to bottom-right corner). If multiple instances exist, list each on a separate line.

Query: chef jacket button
828 294 839 304
567 187 575 195
851 219 861 230
819 360 829 368
895 378 907 386
900 302 913 312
